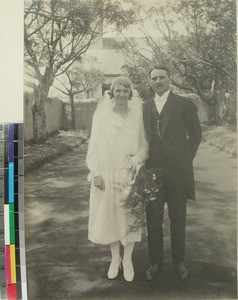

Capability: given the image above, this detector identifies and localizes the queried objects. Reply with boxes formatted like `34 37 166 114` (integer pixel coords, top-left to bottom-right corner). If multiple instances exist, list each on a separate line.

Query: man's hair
149 65 170 77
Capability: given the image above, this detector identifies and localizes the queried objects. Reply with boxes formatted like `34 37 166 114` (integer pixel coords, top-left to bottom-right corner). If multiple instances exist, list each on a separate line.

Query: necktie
157 114 162 139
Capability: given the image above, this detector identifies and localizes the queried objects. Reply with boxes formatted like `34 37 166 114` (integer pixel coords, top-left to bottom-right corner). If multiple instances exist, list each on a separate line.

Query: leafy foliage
116 0 236 124
24 0 135 141
55 63 104 98
54 62 103 129
116 166 162 234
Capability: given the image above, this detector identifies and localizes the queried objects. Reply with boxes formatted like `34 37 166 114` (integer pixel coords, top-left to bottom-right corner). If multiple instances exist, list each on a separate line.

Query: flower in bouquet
116 158 162 234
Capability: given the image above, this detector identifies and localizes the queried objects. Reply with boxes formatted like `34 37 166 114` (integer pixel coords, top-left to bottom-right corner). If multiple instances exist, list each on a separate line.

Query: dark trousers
146 186 187 265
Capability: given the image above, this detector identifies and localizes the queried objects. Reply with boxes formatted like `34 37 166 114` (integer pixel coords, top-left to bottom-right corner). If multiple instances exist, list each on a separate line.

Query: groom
143 65 202 280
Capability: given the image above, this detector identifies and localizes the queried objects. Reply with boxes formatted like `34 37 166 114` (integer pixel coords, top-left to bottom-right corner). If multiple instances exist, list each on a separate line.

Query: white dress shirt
154 90 170 114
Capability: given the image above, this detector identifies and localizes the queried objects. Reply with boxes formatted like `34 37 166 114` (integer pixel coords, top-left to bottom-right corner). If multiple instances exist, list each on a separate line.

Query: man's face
149 69 170 96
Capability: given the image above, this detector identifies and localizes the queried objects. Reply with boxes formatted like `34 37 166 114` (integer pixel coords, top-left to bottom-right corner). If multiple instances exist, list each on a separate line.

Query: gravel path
24 142 237 300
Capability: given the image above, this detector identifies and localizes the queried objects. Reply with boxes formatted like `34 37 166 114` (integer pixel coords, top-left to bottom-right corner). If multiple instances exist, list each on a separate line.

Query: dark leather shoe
146 264 162 280
174 263 188 280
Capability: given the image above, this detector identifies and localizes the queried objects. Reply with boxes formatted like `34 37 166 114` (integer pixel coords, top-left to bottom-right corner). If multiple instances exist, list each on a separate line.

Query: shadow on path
25 143 237 300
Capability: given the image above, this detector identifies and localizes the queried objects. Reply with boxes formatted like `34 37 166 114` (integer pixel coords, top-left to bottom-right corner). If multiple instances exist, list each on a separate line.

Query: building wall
24 92 34 142
74 101 98 134
24 92 64 141
71 93 208 137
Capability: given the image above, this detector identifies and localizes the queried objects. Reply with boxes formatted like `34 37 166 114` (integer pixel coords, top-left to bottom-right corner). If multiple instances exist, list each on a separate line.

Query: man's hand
93 175 105 190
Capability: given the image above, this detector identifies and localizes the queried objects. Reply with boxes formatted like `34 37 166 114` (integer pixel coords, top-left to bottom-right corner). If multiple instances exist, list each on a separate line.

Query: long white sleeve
85 110 102 181
130 112 149 167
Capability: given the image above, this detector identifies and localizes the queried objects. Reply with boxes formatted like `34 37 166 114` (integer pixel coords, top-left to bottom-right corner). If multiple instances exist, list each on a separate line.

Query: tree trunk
208 78 220 125
31 86 48 143
69 94 76 130
208 101 217 125
227 91 237 125
215 89 228 125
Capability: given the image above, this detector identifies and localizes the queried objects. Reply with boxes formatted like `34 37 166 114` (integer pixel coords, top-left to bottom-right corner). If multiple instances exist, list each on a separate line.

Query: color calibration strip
0 124 27 300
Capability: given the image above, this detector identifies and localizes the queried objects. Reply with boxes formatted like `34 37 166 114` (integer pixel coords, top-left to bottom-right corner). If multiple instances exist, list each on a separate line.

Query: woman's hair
108 77 133 100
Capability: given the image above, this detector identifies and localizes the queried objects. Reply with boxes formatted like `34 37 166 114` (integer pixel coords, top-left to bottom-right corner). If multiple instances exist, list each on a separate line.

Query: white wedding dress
86 93 149 246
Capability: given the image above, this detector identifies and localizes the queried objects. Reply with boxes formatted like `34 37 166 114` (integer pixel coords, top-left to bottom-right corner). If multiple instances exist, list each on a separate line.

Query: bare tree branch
53 84 69 96
24 81 38 91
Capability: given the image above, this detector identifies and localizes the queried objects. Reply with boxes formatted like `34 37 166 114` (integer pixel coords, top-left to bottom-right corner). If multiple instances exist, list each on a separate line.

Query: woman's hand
93 175 105 190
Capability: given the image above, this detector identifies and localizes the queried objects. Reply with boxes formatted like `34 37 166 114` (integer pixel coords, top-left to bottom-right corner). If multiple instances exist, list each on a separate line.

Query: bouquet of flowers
115 159 163 234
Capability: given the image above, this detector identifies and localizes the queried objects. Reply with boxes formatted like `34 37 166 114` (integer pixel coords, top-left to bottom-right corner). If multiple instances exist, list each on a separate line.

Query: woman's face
113 83 131 105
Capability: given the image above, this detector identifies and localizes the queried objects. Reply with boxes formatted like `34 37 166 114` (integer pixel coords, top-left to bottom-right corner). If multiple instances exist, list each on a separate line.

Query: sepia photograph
23 0 236 299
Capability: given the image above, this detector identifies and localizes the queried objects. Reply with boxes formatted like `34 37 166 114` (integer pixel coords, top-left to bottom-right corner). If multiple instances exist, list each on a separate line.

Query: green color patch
9 203 15 244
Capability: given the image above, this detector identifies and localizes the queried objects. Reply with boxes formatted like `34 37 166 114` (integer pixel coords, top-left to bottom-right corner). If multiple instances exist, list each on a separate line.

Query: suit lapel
160 91 177 138
143 99 153 145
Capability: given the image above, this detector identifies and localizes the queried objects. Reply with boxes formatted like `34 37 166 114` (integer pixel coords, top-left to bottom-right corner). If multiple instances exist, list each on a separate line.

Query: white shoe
107 257 122 279
122 259 134 282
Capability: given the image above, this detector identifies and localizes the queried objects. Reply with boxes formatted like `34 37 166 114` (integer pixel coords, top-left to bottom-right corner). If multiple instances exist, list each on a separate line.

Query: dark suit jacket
143 91 202 200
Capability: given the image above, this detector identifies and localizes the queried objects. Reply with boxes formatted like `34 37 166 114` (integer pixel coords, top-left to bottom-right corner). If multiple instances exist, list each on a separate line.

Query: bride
86 77 149 282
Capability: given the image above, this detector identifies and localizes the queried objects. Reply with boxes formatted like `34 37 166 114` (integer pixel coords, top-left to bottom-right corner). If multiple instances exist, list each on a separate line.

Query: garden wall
24 92 64 141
